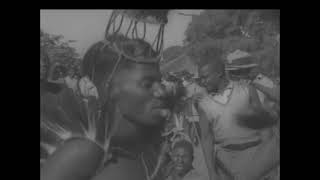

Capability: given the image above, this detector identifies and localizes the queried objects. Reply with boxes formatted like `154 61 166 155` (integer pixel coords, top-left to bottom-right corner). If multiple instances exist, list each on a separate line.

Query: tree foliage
161 46 185 65
184 10 280 77
40 29 81 80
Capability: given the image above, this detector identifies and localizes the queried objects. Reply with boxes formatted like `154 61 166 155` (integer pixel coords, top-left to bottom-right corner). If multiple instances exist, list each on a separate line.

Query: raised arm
252 82 280 104
251 74 280 105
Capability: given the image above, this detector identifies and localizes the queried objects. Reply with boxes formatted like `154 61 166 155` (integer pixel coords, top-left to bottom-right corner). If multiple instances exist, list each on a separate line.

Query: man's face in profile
171 146 193 175
113 62 170 127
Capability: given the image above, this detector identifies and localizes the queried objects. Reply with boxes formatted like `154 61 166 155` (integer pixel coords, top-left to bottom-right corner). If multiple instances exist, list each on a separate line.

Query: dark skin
194 62 229 180
112 63 169 127
41 61 170 180
93 62 170 180
194 61 278 180
170 146 194 179
197 62 276 129
198 63 229 94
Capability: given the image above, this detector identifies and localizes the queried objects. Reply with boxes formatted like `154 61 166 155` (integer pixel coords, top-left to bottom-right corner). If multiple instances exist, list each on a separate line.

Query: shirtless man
41 36 171 180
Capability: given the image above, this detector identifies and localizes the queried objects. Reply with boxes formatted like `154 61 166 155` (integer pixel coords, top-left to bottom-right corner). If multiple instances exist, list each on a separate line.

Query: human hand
192 92 206 102
247 66 261 81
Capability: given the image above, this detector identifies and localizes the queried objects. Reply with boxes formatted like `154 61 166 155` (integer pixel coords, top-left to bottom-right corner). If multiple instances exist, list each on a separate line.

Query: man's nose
176 156 183 163
152 82 166 98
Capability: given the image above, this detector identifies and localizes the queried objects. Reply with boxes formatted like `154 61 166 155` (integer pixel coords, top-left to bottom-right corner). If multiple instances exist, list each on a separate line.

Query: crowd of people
40 11 279 180
158 48 280 180
41 42 279 180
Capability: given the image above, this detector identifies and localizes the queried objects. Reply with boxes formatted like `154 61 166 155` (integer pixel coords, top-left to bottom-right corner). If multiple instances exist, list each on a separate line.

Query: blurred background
40 9 279 81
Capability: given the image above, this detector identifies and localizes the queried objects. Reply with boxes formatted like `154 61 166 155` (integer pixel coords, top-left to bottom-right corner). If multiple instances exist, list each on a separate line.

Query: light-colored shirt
64 76 78 91
197 81 279 180
198 81 261 146
184 82 206 99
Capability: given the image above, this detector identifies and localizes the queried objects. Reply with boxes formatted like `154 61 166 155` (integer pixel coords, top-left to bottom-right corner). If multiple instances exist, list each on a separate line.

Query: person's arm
41 82 107 180
41 138 105 180
194 101 215 180
237 85 278 129
252 82 280 104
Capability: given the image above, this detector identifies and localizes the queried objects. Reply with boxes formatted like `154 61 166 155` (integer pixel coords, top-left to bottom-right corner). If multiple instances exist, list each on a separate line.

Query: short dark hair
173 140 194 156
198 47 223 68
81 35 157 86
197 47 225 76
198 58 225 76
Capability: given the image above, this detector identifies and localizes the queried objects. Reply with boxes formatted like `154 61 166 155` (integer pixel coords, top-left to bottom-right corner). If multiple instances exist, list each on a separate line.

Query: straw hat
225 49 258 71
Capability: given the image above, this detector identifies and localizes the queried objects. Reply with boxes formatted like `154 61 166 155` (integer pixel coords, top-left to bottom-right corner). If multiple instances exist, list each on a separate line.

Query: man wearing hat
193 49 279 180
226 49 279 106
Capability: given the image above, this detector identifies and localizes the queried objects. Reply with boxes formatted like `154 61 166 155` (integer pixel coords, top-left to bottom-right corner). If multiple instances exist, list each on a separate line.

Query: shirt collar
209 81 233 97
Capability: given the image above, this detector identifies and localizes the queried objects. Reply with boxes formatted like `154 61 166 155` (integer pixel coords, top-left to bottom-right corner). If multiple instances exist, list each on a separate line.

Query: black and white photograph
40 9 280 180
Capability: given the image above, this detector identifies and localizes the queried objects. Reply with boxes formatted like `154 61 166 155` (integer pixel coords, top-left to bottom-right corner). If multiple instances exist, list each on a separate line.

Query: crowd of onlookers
156 49 280 180
41 46 279 180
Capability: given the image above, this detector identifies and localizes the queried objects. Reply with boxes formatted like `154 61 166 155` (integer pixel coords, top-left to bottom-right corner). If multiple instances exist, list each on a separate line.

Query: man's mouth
150 99 171 119
151 103 170 119
151 100 169 110
175 164 184 170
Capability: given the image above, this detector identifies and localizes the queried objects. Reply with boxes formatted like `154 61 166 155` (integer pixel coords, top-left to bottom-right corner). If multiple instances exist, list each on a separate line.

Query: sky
40 10 203 57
